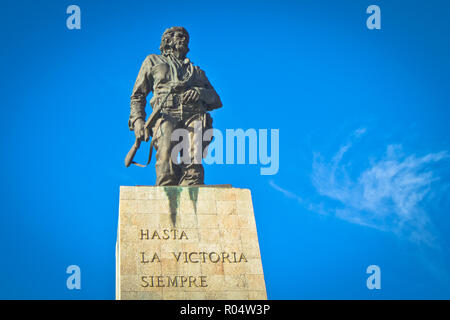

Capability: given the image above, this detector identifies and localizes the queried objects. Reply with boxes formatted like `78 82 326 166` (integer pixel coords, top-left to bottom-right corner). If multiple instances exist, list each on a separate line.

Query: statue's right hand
134 118 145 141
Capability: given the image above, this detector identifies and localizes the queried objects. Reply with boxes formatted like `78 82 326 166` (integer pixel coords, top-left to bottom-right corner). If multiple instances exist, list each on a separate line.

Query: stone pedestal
116 186 267 300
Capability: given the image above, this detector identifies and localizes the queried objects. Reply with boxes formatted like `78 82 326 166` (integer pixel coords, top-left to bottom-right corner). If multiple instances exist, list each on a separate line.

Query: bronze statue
125 27 222 186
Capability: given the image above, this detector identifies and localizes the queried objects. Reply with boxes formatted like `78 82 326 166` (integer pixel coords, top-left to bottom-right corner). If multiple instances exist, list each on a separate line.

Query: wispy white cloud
268 180 303 203
271 128 448 245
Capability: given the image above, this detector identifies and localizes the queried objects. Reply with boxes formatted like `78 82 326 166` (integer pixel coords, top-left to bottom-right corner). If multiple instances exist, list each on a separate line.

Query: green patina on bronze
163 186 182 226
188 187 199 215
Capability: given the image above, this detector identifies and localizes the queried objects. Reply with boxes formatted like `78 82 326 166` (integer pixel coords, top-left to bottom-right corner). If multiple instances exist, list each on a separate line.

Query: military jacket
129 53 222 130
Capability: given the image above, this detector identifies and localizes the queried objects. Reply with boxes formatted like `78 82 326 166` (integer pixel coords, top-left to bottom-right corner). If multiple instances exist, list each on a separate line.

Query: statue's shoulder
192 63 203 72
190 62 204 73
192 64 208 80
144 54 165 66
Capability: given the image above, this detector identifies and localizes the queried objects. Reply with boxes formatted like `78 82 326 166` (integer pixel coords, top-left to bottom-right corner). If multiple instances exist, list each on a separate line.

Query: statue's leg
178 117 204 186
153 118 180 186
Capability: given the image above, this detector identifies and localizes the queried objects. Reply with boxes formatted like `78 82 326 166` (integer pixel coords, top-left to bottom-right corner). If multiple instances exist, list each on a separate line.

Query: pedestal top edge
119 184 251 190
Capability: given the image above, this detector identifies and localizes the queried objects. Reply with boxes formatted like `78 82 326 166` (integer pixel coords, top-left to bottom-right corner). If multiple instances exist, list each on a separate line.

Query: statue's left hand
182 89 200 103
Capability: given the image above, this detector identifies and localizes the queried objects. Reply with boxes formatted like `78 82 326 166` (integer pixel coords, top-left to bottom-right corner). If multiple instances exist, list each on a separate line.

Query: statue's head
159 26 190 58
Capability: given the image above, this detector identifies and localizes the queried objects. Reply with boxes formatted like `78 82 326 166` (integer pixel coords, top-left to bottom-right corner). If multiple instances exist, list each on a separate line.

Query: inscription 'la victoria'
140 251 248 264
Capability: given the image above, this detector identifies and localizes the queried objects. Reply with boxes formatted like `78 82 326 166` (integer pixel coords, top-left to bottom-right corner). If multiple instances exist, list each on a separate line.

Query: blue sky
1 0 450 299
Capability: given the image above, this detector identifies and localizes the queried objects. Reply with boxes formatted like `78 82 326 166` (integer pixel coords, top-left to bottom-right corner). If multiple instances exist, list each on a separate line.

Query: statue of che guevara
125 27 222 186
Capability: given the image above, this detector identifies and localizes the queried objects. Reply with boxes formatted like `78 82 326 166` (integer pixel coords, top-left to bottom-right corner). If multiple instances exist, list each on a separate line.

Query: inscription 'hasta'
139 229 188 240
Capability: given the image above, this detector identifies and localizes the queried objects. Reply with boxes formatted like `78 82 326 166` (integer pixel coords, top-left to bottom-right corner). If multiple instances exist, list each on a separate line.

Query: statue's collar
164 53 190 65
